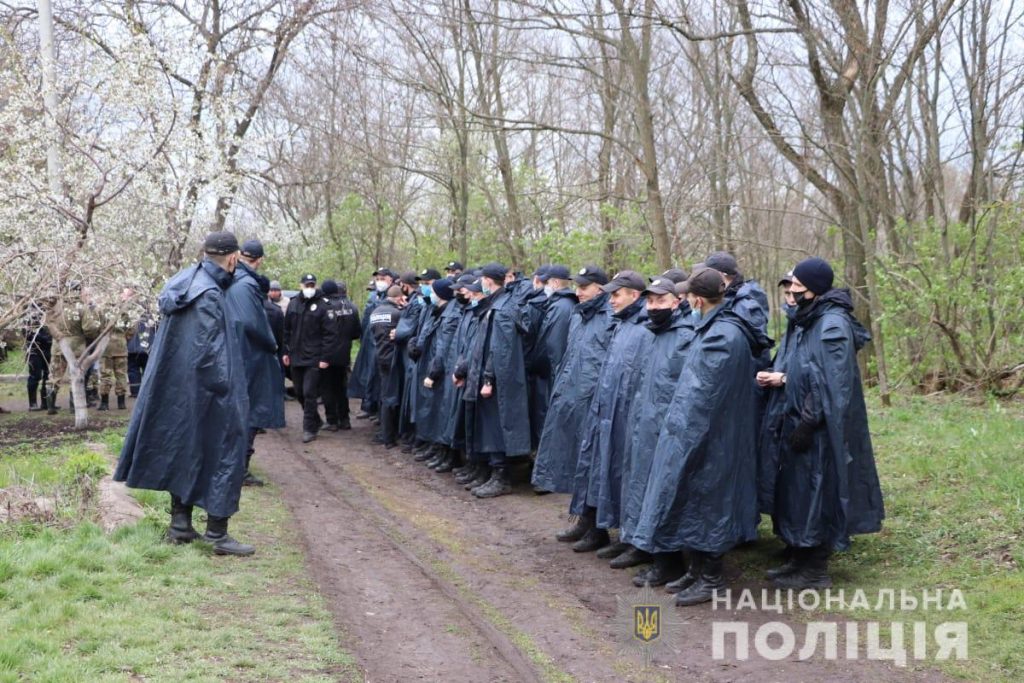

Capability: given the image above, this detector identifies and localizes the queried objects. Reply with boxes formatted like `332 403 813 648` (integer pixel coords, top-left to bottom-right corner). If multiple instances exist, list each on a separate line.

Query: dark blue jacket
114 259 249 518
531 293 612 493
772 289 884 551
225 262 285 429
570 298 653 527
620 307 695 544
630 303 772 554
460 287 531 457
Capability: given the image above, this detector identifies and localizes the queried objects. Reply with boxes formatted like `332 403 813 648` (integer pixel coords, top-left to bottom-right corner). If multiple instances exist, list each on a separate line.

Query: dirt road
257 401 947 683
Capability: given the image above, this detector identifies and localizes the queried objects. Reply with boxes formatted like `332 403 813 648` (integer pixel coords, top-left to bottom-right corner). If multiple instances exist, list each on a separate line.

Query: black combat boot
765 546 799 580
473 466 512 498
572 525 610 553
596 541 630 559
46 389 60 415
675 552 726 606
464 465 491 491
415 444 438 462
166 496 200 544
203 516 255 556
434 449 457 474
425 448 446 468
609 545 651 569
455 462 479 484
664 552 698 593
98 394 110 411
771 545 832 590
555 507 595 543
116 394 127 410
633 551 686 587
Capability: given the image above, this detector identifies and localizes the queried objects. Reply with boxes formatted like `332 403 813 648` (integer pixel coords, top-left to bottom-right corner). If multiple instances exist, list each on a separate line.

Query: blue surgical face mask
469 298 479 308
420 284 432 297
481 283 492 296
543 284 554 297
691 308 702 322
429 290 439 305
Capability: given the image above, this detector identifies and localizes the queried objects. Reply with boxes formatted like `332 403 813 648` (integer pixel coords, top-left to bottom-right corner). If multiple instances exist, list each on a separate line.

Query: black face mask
795 290 815 309
647 307 674 327
455 294 468 305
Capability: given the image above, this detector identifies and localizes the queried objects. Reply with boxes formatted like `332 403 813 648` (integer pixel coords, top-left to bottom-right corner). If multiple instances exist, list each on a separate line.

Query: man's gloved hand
788 421 817 453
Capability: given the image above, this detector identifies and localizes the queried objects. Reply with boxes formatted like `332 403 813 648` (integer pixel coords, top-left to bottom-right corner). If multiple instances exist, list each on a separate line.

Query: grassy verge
0 423 360 683
0 348 25 375
733 392 1024 681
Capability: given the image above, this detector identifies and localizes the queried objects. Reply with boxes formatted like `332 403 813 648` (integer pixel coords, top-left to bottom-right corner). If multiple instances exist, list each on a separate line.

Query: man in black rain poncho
394 271 426 449
454 263 532 498
531 266 612 521
443 276 485 487
114 231 254 556
524 265 577 457
767 257 884 590
619 277 696 584
630 267 772 605
370 286 405 448
413 278 459 471
349 267 394 420
567 271 653 557
226 239 285 488
703 251 772 371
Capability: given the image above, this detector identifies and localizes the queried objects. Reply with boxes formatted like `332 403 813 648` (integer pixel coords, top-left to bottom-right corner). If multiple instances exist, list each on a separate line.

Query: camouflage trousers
100 355 129 396
49 350 98 393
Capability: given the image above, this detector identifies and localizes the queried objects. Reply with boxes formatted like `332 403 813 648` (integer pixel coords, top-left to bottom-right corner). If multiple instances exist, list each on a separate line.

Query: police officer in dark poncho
320 279 361 431
532 266 612 534
225 239 286 487
394 271 426 449
264 280 285 378
115 231 254 556
283 274 339 444
23 308 52 411
454 264 532 498
702 251 772 371
568 271 652 556
630 267 772 605
413 278 459 470
766 257 884 590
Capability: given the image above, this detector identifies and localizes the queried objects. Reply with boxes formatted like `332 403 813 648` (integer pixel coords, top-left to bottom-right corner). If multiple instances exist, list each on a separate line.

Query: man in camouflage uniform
44 282 96 413
99 290 135 411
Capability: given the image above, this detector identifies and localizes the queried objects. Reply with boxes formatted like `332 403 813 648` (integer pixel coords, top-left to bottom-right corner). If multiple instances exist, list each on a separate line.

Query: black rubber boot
425 449 446 468
166 496 200 544
46 389 59 414
473 466 512 498
415 444 438 462
665 552 698 593
556 508 595 543
455 462 480 484
28 385 40 411
116 394 126 410
98 394 110 411
338 419 352 430
634 551 686 587
203 516 255 556
86 387 99 408
434 449 457 473
596 541 630 559
609 545 651 569
572 527 610 553
676 553 726 606
464 465 491 491
771 545 832 590
765 546 800 580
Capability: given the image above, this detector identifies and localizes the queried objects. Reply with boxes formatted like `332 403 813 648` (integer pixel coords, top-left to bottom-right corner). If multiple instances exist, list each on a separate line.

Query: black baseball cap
445 261 464 272
453 273 477 290
372 266 394 277
480 262 508 281
704 251 739 276
203 231 239 255
543 264 571 282
300 273 317 285
644 276 678 296
681 268 726 298
652 267 688 284
778 271 795 287
601 270 646 293
573 265 609 286
240 239 264 259
463 277 484 293
398 271 418 286
416 268 443 281
532 264 551 279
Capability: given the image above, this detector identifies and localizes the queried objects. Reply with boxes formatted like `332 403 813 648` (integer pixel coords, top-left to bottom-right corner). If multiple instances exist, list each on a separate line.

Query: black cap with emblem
203 231 239 255
416 268 442 281
300 273 317 285
644 277 678 296
601 270 646 293
572 264 609 286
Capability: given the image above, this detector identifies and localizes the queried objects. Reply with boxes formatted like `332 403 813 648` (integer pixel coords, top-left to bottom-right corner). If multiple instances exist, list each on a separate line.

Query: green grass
733 392 1024 681
0 431 361 683
0 348 25 374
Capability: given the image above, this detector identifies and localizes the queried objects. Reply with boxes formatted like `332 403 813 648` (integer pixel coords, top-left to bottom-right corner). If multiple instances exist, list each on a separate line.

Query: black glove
788 421 817 453
408 343 422 361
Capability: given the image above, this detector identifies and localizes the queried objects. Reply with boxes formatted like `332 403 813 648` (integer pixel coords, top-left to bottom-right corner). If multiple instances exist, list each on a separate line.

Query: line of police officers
347 252 885 606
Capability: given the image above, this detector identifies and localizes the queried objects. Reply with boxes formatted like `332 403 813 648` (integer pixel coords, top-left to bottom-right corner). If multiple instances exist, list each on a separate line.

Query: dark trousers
246 427 258 470
127 352 148 396
379 403 400 445
27 350 50 402
320 365 350 426
292 365 323 433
